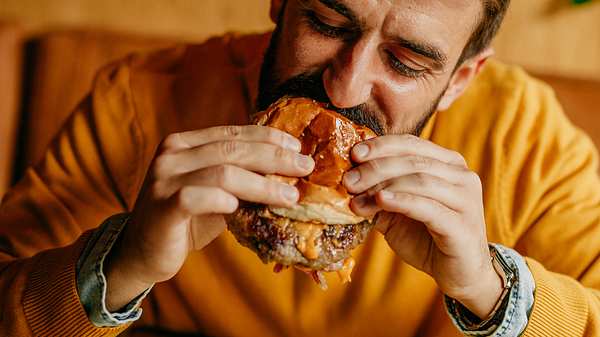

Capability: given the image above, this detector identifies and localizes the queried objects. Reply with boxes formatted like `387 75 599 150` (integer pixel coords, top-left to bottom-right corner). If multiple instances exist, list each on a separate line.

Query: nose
323 37 377 109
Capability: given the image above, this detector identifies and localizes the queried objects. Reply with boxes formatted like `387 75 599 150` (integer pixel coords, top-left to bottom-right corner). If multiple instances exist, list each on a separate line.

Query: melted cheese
294 222 325 260
336 257 356 283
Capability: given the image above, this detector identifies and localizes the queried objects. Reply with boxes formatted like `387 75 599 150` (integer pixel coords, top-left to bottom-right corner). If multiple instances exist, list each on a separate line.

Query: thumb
375 213 435 273
188 214 227 250
374 212 391 234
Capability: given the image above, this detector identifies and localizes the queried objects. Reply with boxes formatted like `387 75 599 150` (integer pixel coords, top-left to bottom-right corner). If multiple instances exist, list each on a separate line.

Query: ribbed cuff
522 258 588 337
23 231 129 337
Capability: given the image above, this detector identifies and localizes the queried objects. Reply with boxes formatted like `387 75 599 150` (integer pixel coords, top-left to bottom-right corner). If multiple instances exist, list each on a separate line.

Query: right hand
104 125 314 311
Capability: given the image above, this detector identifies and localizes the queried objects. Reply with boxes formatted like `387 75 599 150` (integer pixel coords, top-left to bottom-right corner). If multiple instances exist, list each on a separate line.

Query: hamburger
226 97 377 289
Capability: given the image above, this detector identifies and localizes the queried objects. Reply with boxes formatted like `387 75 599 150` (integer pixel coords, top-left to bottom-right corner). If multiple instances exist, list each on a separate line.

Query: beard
256 13 443 137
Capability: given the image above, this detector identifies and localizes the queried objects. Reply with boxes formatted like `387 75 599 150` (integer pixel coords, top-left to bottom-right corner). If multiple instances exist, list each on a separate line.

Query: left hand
343 134 502 319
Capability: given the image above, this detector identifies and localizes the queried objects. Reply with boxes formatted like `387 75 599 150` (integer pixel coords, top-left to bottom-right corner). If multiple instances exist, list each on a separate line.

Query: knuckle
408 156 432 171
176 187 193 213
265 181 280 199
451 150 468 166
368 182 387 196
434 202 449 217
467 171 482 187
223 125 242 138
220 140 245 161
366 159 382 173
395 192 412 202
149 181 168 198
413 172 429 187
273 146 289 161
152 154 173 178
401 134 419 146
161 133 181 151
217 193 238 213
266 128 284 145
386 192 411 212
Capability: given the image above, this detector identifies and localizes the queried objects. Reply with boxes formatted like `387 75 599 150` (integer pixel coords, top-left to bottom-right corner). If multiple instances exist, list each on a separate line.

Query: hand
343 134 502 319
104 125 314 311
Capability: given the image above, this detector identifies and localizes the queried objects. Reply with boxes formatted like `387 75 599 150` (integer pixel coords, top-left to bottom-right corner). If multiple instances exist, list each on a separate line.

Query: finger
349 193 382 217
174 165 299 207
352 173 465 216
382 173 465 212
168 186 239 217
351 134 467 167
344 155 469 194
156 141 314 177
374 190 458 237
161 125 301 153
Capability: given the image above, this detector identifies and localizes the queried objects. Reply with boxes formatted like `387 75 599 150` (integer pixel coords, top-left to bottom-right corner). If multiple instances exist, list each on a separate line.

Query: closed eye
302 9 358 40
385 50 426 79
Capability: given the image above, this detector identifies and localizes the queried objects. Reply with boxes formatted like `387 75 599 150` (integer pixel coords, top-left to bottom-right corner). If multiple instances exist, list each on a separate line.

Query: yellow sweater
0 32 599 337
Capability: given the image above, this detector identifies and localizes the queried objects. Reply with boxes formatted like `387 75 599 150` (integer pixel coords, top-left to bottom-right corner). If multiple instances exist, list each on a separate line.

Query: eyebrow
394 37 448 70
316 0 448 70
317 0 360 25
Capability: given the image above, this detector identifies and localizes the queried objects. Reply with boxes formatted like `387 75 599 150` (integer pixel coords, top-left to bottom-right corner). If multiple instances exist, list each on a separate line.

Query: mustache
257 71 385 136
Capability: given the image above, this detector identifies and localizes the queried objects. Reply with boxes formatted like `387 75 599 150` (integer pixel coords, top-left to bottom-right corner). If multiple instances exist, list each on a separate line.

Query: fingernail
344 170 360 185
353 144 369 159
379 190 394 200
282 185 299 202
296 155 314 171
285 137 302 152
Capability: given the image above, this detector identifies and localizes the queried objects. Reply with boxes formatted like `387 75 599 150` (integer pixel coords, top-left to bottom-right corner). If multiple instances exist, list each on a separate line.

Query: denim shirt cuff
76 213 153 327
445 243 536 337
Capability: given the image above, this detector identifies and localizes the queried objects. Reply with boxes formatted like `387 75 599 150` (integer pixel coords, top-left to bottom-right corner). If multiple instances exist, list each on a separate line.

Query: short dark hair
459 0 511 64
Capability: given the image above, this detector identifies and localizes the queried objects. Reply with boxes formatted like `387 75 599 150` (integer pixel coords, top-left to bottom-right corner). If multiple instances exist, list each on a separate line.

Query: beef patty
227 204 374 270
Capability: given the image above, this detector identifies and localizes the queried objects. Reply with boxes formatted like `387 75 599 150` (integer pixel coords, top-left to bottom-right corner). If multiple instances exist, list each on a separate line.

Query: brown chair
21 30 176 167
535 74 600 151
0 23 24 197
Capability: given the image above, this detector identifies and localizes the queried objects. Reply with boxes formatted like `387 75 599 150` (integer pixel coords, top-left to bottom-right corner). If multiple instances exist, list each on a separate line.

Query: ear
270 0 285 23
436 47 494 111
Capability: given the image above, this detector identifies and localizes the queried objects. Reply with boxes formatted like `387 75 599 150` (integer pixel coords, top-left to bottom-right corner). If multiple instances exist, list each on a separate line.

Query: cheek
376 78 443 132
275 16 342 79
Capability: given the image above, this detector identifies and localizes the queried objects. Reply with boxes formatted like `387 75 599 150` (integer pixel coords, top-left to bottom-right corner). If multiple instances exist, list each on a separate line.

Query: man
0 0 599 336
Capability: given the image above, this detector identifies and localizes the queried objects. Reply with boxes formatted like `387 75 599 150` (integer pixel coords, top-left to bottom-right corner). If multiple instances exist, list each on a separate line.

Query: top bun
254 97 377 225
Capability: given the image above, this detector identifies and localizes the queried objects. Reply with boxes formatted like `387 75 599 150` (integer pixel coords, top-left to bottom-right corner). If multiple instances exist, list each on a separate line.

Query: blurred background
0 0 599 198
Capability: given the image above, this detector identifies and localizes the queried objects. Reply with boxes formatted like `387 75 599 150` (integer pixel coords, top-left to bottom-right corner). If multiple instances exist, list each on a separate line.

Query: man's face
258 0 482 135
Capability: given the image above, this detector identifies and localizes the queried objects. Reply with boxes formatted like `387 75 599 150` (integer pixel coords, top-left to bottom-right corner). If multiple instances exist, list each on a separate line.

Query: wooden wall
0 0 273 41
493 1 600 80
0 0 599 79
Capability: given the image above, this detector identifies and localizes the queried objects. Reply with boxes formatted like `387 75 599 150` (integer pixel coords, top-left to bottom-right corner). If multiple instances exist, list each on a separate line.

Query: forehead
327 0 481 60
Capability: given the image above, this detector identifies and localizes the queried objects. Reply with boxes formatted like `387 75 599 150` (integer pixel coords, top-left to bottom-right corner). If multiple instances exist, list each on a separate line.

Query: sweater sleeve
0 58 148 336
523 259 599 336
502 76 600 336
